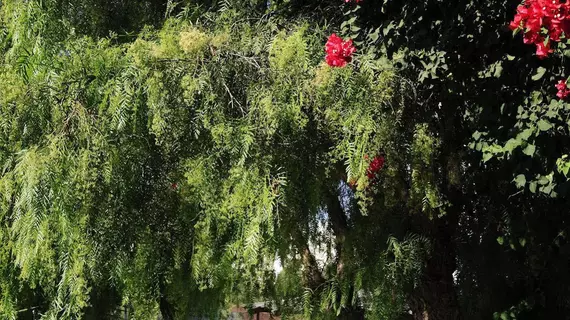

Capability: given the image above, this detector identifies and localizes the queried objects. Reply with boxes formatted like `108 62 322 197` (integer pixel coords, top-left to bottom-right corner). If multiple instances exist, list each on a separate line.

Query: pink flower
325 33 356 67
556 79 569 99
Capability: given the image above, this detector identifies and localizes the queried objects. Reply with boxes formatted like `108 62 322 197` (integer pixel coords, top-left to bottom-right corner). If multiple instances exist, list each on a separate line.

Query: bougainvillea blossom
366 155 385 180
556 79 570 99
325 33 356 67
535 40 553 58
509 0 570 59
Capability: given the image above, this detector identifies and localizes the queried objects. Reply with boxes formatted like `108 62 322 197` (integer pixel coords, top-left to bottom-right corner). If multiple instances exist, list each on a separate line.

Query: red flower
523 31 539 44
549 26 563 41
535 39 553 59
325 33 356 67
509 11 525 30
526 17 542 33
556 79 569 99
509 0 570 58
550 18 570 39
344 0 362 2
171 183 178 190
366 155 385 180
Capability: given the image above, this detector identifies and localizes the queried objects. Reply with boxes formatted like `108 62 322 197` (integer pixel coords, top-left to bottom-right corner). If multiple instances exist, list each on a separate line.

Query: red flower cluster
344 0 361 3
509 0 570 59
556 79 570 99
366 155 385 180
325 33 356 67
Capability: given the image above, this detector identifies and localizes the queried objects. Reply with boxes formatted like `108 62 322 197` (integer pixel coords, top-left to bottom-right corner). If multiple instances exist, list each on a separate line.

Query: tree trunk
159 296 175 320
337 307 365 320
326 185 367 319
409 214 461 320
326 186 348 276
408 102 464 320
159 282 175 320
301 244 325 288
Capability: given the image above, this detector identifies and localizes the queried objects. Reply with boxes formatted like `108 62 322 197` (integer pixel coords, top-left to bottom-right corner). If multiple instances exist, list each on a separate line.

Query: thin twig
222 82 246 115
226 52 262 69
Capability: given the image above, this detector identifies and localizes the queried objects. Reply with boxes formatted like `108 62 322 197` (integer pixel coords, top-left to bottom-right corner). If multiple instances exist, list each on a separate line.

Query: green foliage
3 0 570 319
0 1 419 319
